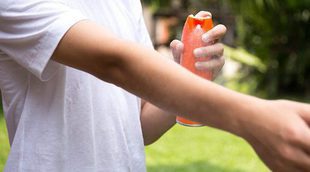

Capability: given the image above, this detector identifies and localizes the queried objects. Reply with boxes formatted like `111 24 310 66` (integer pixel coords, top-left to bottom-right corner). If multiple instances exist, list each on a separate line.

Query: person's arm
141 11 226 145
52 20 310 171
140 100 176 145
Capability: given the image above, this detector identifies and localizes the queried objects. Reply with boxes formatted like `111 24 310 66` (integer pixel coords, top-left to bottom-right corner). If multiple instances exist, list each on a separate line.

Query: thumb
170 40 183 63
195 11 212 18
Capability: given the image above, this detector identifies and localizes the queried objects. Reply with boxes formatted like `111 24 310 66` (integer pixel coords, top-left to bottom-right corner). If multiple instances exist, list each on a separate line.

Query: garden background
0 0 309 171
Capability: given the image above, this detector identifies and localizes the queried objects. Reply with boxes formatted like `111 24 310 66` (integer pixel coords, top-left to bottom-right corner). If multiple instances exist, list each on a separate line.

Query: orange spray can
176 14 213 127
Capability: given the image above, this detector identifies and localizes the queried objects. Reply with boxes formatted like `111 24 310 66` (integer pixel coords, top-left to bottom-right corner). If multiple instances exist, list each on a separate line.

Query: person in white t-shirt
1 0 310 172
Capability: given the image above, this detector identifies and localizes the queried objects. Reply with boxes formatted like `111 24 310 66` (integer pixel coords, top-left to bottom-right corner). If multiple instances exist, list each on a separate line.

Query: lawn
0 110 269 172
146 125 269 172
0 111 10 171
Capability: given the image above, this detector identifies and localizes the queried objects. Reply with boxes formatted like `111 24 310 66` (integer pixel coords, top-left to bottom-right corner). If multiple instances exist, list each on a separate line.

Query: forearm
98 29 310 171
141 101 176 145
52 18 310 172
106 39 261 137
53 20 260 138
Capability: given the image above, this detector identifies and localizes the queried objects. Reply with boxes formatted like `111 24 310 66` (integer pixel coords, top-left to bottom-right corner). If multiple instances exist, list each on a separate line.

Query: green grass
0 111 269 171
146 125 270 172
0 111 10 171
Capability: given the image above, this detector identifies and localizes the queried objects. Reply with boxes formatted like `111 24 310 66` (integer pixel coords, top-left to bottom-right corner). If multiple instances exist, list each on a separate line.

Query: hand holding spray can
176 14 213 127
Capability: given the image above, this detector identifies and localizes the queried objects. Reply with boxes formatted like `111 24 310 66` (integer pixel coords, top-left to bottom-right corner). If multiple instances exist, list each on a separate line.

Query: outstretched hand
242 99 310 172
170 11 226 79
170 11 310 172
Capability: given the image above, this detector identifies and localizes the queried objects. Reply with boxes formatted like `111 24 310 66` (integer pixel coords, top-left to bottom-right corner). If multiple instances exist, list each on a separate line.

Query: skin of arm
52 20 310 171
140 99 176 145
53 20 242 134
141 11 226 145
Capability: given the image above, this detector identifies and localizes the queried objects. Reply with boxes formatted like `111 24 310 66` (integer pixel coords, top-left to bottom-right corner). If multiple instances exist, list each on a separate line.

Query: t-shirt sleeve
0 0 87 81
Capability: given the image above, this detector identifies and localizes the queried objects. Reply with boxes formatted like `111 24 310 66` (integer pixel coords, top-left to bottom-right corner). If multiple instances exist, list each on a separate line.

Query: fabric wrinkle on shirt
0 0 153 171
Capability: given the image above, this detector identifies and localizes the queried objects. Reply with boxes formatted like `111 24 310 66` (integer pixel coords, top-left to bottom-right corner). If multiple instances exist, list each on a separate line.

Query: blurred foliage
143 0 310 99
229 0 310 99
142 0 170 9
0 95 2 115
222 46 267 97
225 46 266 73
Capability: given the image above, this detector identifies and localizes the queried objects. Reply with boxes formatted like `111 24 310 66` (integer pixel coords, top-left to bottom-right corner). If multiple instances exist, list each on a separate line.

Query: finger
286 100 310 113
249 139 281 171
250 136 308 172
280 100 310 125
194 43 224 58
277 113 310 153
291 127 310 154
294 154 310 172
298 103 310 124
283 100 310 126
195 11 212 18
170 40 183 63
195 56 225 72
282 146 310 171
274 161 302 172
202 24 227 44
170 40 178 60
211 56 225 78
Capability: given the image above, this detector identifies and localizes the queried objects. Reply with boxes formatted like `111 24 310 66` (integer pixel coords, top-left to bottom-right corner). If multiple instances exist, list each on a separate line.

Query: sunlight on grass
146 125 270 172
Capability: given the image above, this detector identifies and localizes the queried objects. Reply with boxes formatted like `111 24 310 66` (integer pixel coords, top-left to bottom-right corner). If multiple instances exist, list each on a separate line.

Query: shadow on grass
147 161 244 172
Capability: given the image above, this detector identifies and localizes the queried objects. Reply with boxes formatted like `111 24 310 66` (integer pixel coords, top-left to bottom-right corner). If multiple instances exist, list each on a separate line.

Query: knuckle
217 43 224 49
196 62 210 70
221 56 225 64
213 61 221 68
221 48 224 55
283 126 302 143
213 58 222 66
279 146 294 161
209 61 217 69
218 43 224 53
201 47 209 54
213 43 224 55
220 58 225 67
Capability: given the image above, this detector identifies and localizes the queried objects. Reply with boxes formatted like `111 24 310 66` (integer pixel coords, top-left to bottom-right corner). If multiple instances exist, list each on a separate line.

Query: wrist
230 95 268 140
214 91 266 139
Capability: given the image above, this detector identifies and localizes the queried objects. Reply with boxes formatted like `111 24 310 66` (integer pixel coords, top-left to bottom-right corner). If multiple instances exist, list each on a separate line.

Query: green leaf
224 46 267 73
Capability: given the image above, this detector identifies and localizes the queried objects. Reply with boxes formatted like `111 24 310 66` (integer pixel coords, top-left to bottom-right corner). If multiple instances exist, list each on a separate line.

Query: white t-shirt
0 0 153 171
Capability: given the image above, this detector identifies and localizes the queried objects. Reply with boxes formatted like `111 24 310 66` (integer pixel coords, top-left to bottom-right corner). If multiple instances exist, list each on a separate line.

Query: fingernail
194 49 203 58
202 33 210 43
176 43 183 52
